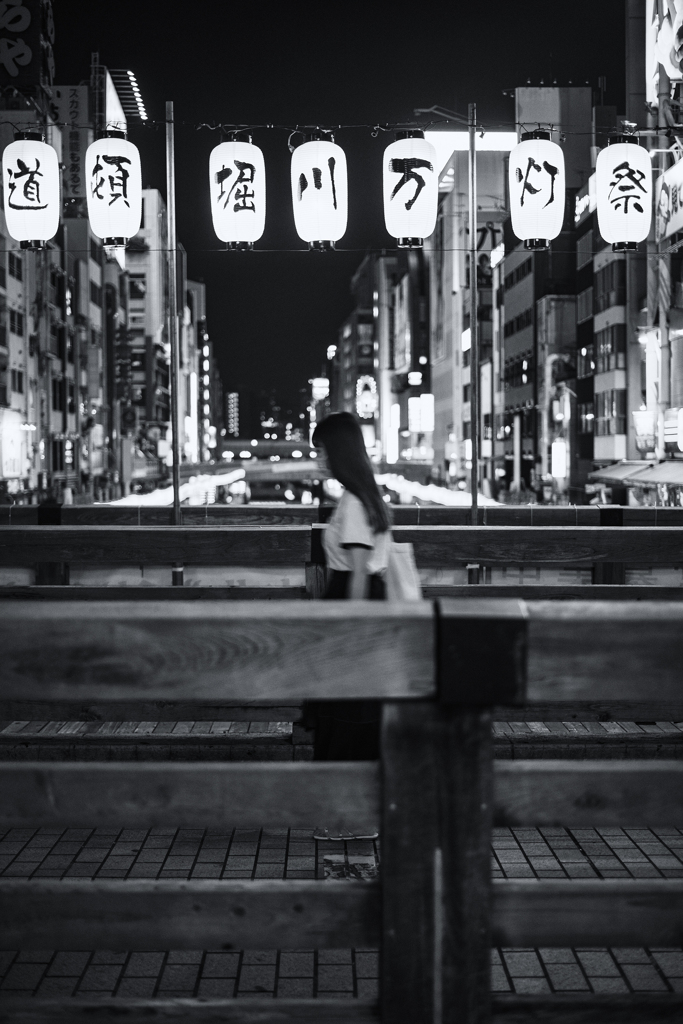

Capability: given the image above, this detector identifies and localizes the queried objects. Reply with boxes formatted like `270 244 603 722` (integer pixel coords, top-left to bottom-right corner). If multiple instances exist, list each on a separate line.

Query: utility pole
165 102 183 559
468 103 479 520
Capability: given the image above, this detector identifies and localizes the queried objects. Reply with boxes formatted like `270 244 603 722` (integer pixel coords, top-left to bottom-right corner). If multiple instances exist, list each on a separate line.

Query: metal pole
165 100 182 536
468 103 479 522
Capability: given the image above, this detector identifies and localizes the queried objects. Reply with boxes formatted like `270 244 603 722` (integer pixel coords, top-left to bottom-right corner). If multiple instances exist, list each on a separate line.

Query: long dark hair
313 412 390 534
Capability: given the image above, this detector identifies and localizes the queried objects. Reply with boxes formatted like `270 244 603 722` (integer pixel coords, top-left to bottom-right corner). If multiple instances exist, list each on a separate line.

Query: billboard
647 0 683 106
655 159 683 240
0 0 54 90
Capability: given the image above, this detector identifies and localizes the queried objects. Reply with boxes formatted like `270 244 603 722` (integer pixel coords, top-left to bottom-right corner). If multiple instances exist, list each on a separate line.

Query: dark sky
54 0 626 410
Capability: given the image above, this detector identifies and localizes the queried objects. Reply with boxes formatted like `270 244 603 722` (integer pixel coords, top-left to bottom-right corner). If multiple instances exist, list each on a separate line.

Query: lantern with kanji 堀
383 131 437 247
86 132 143 245
596 137 652 251
509 130 565 250
2 133 60 248
209 139 266 248
291 137 347 249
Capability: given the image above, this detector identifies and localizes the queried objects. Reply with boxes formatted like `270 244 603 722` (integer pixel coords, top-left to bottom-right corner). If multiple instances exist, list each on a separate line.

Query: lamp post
165 101 182 548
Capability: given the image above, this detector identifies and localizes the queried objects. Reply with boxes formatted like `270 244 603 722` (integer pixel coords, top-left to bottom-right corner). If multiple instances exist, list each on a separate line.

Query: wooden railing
1 598 682 1022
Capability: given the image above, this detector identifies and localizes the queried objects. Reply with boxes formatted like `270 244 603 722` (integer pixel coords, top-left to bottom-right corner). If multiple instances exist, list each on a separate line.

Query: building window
51 376 64 411
89 280 102 306
595 388 626 435
504 352 534 389
503 257 532 291
8 251 22 281
595 323 626 373
10 368 23 393
594 259 626 313
463 384 471 403
577 343 595 378
129 274 146 300
51 439 64 471
578 401 594 434
503 306 533 338
9 309 24 335
577 287 593 324
90 237 101 263
68 380 76 414
576 231 593 270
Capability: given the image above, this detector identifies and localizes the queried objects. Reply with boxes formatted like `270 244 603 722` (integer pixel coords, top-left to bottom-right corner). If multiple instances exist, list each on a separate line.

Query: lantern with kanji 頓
596 137 652 251
209 140 266 249
2 133 60 248
383 131 437 247
509 130 565 250
291 137 348 249
85 132 143 245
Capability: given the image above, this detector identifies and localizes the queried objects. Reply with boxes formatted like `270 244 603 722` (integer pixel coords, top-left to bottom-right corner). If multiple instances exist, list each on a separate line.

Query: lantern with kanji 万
596 137 652 250
508 130 565 250
383 131 438 247
290 136 348 249
85 131 143 246
209 139 266 248
2 133 60 248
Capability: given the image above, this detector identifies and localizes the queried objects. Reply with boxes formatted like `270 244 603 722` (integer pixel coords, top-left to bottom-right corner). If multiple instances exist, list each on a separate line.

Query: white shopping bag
385 541 422 601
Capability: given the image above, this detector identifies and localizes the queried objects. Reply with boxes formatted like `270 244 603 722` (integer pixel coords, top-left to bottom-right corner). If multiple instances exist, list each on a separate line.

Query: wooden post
381 702 493 1023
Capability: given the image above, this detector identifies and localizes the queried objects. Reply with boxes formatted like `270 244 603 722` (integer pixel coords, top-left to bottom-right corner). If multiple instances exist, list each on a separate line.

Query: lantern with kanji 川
85 131 142 245
209 139 266 248
383 131 437 247
509 130 565 250
2 133 60 248
291 136 347 249
596 137 652 250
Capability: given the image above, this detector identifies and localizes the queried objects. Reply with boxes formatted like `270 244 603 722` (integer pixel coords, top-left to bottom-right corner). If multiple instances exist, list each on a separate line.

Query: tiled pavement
0 824 682 998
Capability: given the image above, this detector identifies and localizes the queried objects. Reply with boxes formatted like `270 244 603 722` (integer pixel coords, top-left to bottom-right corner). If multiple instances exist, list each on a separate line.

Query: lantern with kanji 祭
86 131 143 245
596 137 652 250
383 131 438 247
209 139 266 248
509 130 565 250
290 136 348 249
2 133 60 248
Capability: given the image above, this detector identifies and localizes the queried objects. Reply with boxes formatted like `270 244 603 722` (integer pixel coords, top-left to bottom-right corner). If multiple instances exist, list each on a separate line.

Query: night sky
54 0 626 410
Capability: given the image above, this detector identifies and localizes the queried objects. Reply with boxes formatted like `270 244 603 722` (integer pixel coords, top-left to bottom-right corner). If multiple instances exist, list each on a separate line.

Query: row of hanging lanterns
509 129 653 251
2 127 654 254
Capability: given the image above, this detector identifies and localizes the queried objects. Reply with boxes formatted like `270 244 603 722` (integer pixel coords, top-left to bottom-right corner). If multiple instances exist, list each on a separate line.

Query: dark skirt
305 569 384 761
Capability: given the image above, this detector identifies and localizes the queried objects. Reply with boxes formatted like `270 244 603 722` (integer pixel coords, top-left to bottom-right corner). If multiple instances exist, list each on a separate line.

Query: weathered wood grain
491 994 683 1023
60 506 321 526
0 526 311 566
395 526 683 567
525 600 683 704
424 585 683 600
494 761 683 827
0 585 307 600
492 879 683 947
0 601 435 702
0 878 380 950
0 700 303 722
492 700 683 721
0 762 380 829
0 998 379 1023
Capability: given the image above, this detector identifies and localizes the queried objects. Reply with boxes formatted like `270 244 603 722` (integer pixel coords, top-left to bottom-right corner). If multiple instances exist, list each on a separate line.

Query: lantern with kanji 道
596 137 652 250
383 131 437 247
509 130 565 250
85 132 142 245
209 140 265 248
290 138 347 249
2 133 60 248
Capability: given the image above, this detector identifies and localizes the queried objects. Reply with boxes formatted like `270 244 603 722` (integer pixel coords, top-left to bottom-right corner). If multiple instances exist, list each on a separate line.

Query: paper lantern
2 134 60 247
383 132 437 246
209 140 265 248
509 131 565 249
596 138 652 250
291 139 347 248
86 133 142 244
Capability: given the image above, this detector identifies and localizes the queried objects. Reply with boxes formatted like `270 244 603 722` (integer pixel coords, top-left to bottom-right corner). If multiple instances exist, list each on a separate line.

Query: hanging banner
0 0 54 90
655 159 683 241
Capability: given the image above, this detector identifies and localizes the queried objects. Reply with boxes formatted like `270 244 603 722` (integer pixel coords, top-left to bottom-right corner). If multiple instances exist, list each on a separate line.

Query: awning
588 462 655 485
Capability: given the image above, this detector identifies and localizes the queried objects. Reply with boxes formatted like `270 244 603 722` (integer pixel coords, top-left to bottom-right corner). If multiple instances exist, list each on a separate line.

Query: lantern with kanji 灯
85 132 142 245
209 140 266 248
508 130 565 250
596 137 652 251
291 137 347 249
2 133 60 248
383 131 437 247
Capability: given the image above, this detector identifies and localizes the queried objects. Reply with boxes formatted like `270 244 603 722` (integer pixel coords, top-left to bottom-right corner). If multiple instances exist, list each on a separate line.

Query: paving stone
237 965 276 993
512 977 552 994
36 976 78 996
619 964 669 991
279 952 314 977
502 951 544 976
116 977 158 997
277 977 314 997
1 964 47 990
79 965 123 990
202 953 240 978
124 952 165 977
197 979 236 997
47 952 90 976
317 965 353 991
544 963 590 990
158 965 199 991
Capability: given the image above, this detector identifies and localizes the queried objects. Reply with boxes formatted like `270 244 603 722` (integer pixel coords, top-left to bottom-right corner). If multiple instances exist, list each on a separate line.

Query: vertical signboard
54 85 91 202
0 0 54 91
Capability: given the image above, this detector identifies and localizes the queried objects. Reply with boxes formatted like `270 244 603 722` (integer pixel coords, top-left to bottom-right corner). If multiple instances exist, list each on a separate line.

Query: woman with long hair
308 412 390 839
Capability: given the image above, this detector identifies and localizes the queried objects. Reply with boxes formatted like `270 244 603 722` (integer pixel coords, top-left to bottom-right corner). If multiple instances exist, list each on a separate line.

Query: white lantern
85 133 142 244
209 140 265 248
509 131 565 249
291 138 347 248
596 138 652 250
383 132 437 246
2 134 60 247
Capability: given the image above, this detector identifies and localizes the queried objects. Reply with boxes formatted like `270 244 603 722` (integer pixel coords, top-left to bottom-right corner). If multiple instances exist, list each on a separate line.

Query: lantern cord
0 245 665 259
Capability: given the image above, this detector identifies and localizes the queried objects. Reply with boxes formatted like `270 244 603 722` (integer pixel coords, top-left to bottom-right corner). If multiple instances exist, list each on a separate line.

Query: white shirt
323 490 390 575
